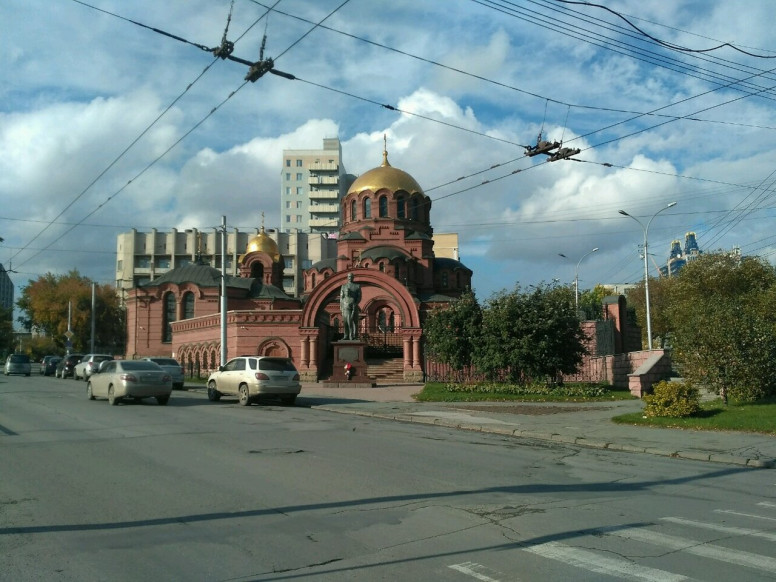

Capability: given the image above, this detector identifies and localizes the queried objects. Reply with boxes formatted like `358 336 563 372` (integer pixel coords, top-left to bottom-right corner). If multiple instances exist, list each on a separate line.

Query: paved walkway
298 383 776 469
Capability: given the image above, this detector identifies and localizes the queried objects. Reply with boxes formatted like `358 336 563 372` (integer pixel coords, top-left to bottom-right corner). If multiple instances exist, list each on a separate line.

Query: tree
423 289 482 380
16 270 125 354
474 283 587 384
625 275 673 349
665 253 776 403
578 284 615 320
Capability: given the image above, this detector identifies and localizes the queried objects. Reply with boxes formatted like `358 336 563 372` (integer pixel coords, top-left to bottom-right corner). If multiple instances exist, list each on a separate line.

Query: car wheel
87 382 95 400
238 384 251 406
207 382 221 402
156 395 170 406
108 385 120 406
281 395 297 405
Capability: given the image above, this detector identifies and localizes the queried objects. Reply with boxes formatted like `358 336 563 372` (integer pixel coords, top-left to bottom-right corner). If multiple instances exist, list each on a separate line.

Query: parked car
207 356 301 406
41 356 62 376
39 354 59 375
87 359 172 406
56 354 83 378
73 354 114 381
143 357 185 390
5 354 32 376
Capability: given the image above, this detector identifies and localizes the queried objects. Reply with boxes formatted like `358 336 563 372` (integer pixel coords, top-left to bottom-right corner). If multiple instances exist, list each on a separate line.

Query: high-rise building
281 138 354 235
660 231 703 277
0 264 13 311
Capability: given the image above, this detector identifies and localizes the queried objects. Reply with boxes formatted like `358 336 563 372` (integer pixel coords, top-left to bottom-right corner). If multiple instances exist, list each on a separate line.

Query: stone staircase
366 357 406 384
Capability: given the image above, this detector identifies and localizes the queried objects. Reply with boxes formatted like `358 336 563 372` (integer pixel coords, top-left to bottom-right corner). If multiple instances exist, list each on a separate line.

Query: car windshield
149 358 179 366
121 361 161 371
258 358 297 372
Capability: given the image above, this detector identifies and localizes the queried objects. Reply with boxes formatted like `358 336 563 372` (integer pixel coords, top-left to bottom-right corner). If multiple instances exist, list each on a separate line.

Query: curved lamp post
558 247 599 312
619 202 677 350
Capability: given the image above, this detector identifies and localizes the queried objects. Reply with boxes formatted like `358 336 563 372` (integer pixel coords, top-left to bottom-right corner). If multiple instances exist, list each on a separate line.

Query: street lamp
558 247 599 313
619 201 677 350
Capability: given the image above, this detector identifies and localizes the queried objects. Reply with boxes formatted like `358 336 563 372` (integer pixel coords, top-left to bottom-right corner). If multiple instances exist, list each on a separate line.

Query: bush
643 380 701 418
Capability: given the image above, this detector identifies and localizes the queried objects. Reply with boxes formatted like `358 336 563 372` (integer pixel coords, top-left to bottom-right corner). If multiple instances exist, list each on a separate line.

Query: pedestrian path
299 383 776 469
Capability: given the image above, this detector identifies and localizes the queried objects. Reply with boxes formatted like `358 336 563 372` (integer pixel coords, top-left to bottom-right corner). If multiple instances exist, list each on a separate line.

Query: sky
2 0 776 310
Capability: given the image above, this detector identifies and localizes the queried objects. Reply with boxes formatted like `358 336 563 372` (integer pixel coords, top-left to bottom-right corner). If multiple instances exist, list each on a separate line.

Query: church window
163 292 176 343
182 292 195 319
411 197 419 220
397 196 405 218
364 197 372 218
441 272 449 288
379 196 388 217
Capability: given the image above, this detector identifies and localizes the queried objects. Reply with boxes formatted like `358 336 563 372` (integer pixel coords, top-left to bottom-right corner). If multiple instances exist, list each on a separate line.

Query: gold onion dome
244 226 280 262
349 148 424 195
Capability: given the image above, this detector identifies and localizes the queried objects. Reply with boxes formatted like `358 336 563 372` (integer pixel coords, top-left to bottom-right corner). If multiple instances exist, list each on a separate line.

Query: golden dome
349 149 424 195
244 226 280 262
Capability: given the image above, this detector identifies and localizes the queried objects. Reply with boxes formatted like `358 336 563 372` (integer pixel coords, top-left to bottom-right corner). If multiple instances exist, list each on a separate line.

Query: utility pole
220 216 227 367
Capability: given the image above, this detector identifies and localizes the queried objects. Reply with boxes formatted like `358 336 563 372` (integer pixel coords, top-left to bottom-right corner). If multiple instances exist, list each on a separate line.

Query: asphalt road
2 375 775 581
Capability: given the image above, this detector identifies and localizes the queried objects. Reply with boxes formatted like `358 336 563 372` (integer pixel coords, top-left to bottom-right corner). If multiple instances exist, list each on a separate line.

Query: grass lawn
612 398 776 435
415 382 636 403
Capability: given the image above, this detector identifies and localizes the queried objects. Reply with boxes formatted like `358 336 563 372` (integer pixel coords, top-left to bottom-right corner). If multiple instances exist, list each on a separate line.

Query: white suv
73 354 114 381
207 356 301 406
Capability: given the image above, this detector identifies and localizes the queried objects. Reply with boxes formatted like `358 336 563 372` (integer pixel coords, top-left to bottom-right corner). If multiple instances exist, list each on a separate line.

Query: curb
315 406 776 469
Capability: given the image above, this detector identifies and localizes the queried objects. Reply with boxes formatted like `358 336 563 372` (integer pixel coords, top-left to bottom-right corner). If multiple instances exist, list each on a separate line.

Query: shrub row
445 382 610 398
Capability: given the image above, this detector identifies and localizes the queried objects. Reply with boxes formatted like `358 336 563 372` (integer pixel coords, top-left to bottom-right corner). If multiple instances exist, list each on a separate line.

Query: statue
339 273 361 340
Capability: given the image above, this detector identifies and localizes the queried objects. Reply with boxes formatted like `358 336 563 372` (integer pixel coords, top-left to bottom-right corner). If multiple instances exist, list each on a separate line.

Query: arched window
411 197 419 220
251 262 264 280
397 195 406 219
379 196 388 217
379 262 385 272
364 197 372 218
441 272 449 288
350 199 357 221
182 291 195 319
163 292 176 343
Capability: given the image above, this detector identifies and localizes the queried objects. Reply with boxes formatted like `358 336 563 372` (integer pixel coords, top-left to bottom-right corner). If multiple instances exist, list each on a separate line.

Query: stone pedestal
324 341 375 388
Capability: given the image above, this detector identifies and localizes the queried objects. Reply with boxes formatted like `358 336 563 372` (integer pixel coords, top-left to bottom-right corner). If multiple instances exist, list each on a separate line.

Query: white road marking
523 540 692 581
757 501 776 509
715 509 776 522
604 526 776 573
448 562 503 581
661 516 776 542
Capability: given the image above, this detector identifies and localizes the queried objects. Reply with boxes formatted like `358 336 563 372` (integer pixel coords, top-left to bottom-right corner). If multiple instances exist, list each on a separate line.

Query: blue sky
2 0 776 305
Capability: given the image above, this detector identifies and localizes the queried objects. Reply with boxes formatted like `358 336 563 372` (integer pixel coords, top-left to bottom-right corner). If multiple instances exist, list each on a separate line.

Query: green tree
423 289 482 380
17 270 125 354
578 284 615 320
625 275 673 349
475 283 587 384
665 253 776 403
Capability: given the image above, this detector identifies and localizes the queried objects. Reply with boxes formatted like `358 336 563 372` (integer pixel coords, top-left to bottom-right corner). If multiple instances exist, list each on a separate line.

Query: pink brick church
125 147 473 382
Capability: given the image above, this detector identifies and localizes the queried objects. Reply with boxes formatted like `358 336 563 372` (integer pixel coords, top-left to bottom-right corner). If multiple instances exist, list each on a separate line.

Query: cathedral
125 146 473 382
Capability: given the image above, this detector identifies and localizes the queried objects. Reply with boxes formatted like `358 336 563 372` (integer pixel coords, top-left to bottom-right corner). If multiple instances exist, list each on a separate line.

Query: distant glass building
660 232 702 277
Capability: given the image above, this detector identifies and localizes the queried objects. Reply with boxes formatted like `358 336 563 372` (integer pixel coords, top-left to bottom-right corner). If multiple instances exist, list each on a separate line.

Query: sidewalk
299 383 776 469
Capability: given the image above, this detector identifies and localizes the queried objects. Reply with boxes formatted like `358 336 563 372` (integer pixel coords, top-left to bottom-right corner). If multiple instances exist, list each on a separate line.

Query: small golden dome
349 148 424 195
244 226 280 262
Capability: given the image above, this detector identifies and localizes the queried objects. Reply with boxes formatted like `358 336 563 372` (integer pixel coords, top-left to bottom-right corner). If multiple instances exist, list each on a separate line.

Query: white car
207 356 301 406
87 360 172 406
74 354 114 381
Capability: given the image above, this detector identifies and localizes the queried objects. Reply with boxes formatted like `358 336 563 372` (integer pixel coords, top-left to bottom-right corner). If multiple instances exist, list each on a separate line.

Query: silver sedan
87 360 172 406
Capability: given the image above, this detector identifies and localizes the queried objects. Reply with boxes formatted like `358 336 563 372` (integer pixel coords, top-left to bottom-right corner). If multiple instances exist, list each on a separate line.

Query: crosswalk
449 498 776 581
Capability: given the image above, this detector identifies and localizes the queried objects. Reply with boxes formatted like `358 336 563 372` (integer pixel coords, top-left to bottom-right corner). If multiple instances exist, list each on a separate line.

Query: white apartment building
116 228 336 300
281 137 354 235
